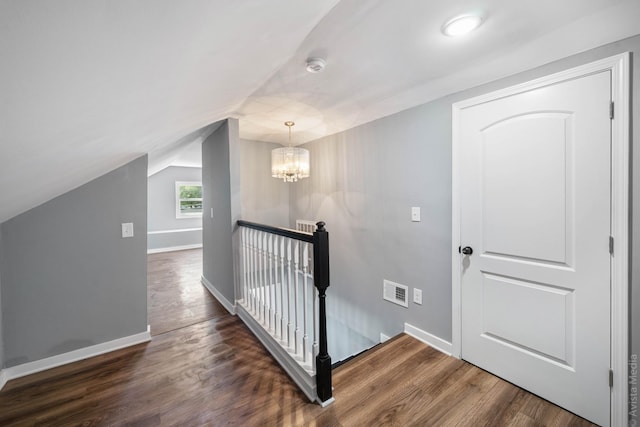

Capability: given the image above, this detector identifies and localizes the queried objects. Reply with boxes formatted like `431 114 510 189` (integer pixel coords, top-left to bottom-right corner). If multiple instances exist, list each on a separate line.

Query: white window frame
175 181 203 219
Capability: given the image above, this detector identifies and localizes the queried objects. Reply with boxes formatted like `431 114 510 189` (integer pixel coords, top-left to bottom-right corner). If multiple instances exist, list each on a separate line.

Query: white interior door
458 71 611 426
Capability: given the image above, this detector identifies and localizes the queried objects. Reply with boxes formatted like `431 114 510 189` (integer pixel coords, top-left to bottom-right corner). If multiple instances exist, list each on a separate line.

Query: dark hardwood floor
147 248 226 336
0 249 596 426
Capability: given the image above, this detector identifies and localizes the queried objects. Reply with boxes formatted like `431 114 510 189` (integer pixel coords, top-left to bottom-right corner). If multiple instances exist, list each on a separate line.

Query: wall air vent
383 280 409 308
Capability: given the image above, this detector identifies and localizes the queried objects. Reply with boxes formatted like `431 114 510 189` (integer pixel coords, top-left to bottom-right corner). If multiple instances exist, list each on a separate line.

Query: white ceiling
1 0 639 223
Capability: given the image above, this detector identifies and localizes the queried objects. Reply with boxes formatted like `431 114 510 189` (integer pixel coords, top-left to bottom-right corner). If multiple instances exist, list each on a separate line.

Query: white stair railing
236 220 333 406
295 219 317 234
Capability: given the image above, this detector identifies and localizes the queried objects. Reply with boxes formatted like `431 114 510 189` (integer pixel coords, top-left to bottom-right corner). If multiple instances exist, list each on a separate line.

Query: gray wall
239 139 289 227
147 229 202 252
147 166 202 251
291 35 640 364
148 166 202 232
202 119 240 305
291 103 452 343
0 156 148 367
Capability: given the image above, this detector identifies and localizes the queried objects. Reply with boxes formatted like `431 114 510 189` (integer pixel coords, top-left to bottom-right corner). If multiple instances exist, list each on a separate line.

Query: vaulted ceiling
1 0 639 223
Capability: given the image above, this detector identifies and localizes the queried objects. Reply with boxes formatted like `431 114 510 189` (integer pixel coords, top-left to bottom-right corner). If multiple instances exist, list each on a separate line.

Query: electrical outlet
413 288 423 305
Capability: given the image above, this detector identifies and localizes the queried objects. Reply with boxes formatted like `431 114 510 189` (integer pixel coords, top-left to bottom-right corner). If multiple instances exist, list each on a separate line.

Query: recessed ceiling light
306 57 327 73
442 14 483 37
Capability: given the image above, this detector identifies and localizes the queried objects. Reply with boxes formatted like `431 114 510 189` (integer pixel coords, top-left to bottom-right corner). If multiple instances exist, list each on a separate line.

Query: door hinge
609 236 614 255
609 369 614 387
610 101 614 119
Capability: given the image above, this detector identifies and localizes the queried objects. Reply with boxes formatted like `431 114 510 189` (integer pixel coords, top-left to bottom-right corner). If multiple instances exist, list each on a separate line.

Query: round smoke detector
306 57 327 73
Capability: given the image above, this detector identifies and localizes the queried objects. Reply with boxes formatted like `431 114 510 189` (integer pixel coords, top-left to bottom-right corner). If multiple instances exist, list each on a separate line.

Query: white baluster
257 230 262 319
280 235 287 343
268 234 274 332
244 227 250 307
286 238 293 350
264 233 268 329
252 229 258 315
261 232 268 324
302 242 309 364
293 240 300 357
257 231 262 322
254 230 260 319
313 277 319 372
273 235 280 339
240 227 242 302
247 229 253 312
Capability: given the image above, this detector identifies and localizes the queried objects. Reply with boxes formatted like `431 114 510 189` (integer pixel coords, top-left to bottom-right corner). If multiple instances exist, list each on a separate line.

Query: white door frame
451 52 630 426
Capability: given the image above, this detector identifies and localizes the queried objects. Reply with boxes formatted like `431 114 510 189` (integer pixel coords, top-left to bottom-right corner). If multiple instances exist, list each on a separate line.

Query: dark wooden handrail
237 219 332 405
237 220 314 243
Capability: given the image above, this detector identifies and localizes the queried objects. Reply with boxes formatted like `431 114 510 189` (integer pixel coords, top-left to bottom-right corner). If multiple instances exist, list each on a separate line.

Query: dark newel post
313 221 332 404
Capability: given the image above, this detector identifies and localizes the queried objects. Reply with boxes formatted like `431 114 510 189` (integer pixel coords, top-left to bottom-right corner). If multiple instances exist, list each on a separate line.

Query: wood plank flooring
147 249 227 336
0 249 596 426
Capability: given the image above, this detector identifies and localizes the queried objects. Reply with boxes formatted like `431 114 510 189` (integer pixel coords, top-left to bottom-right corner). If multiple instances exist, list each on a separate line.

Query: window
176 181 203 218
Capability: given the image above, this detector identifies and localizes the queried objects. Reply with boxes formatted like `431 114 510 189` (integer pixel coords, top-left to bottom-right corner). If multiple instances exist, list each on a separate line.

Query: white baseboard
201 276 236 315
147 243 202 254
404 323 452 356
0 326 151 391
147 227 203 235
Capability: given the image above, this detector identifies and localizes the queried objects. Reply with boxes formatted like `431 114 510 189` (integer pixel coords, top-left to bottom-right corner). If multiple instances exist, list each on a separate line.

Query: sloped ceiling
1 0 639 223
0 0 340 223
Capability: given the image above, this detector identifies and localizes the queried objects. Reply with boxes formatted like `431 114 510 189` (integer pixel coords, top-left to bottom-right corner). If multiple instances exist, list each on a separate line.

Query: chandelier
271 121 310 182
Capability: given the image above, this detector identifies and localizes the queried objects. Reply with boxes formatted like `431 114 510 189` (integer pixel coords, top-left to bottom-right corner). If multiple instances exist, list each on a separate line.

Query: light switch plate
411 207 421 222
121 222 134 238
